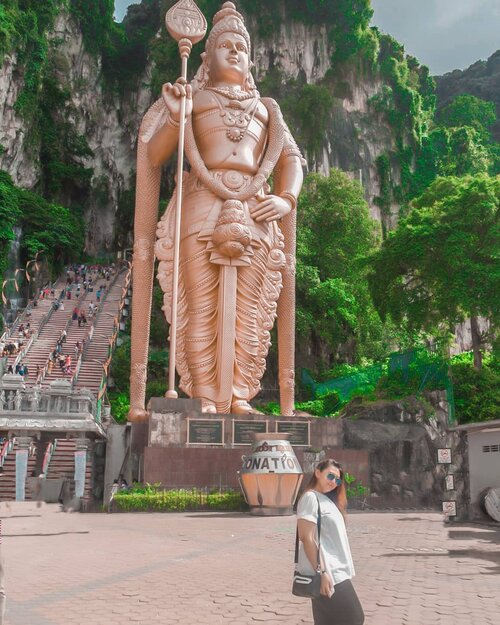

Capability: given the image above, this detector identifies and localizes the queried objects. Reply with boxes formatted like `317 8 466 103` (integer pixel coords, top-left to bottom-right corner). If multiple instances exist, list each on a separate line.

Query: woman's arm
298 518 334 597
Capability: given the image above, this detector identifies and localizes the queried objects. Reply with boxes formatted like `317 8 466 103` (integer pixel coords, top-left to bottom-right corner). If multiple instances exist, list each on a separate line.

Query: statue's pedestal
137 397 341 491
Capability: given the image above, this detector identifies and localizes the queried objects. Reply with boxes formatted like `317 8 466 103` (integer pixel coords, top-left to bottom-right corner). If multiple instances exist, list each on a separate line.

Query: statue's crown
206 2 251 56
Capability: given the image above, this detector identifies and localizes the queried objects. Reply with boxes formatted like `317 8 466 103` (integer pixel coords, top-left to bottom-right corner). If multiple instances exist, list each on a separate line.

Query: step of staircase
0 440 38 501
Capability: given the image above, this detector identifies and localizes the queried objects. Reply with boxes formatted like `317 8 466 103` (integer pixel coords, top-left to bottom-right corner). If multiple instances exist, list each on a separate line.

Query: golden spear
164 0 207 398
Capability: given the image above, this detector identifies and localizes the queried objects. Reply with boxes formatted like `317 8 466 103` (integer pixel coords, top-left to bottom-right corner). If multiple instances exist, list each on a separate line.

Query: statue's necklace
209 91 259 143
185 97 285 203
206 86 255 101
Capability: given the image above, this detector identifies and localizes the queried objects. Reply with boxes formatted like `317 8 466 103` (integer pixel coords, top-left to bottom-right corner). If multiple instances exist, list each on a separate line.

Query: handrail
74 268 125 383
0 438 15 468
41 440 55 475
35 274 97 385
13 333 35 368
35 288 87 386
1 279 64 369
73 267 128 412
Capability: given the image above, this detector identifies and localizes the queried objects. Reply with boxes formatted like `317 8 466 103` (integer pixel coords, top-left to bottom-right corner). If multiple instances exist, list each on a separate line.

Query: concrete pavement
1 504 499 624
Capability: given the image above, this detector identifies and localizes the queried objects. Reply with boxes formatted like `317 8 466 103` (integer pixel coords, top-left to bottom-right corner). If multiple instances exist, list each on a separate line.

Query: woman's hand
250 194 292 223
161 79 193 122
320 572 334 598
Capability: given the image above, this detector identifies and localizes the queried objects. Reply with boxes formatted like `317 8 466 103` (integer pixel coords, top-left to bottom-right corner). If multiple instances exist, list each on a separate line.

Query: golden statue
129 1 304 419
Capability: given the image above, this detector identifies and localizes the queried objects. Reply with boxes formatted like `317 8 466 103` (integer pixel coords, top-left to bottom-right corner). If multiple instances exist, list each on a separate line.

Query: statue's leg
180 234 219 409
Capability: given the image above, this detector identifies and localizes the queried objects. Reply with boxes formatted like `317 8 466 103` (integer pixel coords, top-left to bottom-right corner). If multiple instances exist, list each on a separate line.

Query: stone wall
342 391 469 518
141 393 468 517
143 398 367 491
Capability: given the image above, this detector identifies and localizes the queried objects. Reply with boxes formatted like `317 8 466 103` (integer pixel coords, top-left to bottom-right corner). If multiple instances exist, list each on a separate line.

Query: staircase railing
41 440 56 476
0 438 15 468
73 267 126 386
36 285 90 386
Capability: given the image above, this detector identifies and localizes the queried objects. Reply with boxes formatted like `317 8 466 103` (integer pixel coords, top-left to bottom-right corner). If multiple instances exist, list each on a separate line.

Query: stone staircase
2 277 66 377
0 438 37 501
74 271 127 396
45 438 92 499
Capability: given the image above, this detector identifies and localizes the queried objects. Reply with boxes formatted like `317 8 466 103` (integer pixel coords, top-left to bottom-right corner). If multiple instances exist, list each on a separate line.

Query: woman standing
296 459 364 625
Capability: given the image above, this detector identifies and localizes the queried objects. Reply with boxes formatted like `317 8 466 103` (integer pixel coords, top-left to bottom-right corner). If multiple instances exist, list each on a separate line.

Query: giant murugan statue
129 1 304 419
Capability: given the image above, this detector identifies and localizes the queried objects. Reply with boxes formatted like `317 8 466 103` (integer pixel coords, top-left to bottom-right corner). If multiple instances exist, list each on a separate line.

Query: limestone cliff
0 1 431 251
436 49 500 141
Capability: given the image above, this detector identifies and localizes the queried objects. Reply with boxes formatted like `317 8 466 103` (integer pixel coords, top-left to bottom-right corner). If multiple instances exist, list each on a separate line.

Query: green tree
368 175 500 370
296 169 382 369
438 95 496 141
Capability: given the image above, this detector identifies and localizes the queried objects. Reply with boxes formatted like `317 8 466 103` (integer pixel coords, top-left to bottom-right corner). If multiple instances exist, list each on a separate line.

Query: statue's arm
128 83 192 421
147 81 193 167
273 153 304 204
273 111 305 204
273 118 305 416
128 102 165 421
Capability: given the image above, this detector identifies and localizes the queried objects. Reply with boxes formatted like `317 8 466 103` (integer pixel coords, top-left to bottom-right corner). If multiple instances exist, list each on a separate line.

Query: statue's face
209 32 249 86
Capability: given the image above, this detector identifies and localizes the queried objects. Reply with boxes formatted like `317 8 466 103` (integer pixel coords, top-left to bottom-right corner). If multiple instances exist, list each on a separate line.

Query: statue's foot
128 407 149 422
200 398 217 414
231 400 263 415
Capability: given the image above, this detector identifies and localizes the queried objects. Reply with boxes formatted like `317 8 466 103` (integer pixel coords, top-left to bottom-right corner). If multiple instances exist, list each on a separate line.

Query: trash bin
239 433 303 516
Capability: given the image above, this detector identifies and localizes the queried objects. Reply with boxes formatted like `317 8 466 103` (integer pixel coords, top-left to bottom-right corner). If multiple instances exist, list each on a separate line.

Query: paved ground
1 504 499 625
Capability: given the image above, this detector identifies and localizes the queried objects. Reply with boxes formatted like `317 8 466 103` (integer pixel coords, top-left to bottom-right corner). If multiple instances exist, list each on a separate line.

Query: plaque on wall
437 448 452 464
233 420 268 445
277 421 310 446
445 474 455 491
187 419 224 445
442 500 457 517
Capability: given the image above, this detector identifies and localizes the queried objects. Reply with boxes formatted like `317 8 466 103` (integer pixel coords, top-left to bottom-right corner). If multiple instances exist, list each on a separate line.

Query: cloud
371 0 500 74
433 0 493 29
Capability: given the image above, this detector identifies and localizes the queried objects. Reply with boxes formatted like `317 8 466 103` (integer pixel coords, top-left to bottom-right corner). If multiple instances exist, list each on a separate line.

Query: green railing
302 349 457 425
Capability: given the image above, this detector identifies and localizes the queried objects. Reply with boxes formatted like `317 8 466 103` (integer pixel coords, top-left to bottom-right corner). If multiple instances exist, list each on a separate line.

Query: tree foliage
409 95 499 199
296 169 382 367
368 175 500 367
438 94 496 141
0 172 84 331
452 354 500 423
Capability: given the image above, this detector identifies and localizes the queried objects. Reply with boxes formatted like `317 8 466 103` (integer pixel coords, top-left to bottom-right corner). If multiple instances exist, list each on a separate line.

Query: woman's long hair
305 458 347 519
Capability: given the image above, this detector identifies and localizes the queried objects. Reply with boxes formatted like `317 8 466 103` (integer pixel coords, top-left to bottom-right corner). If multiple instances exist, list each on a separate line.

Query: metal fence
302 349 456 424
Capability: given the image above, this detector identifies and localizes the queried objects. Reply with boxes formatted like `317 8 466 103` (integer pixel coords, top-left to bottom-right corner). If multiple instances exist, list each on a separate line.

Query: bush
344 472 369 499
259 390 340 417
451 357 500 423
109 391 129 423
112 487 247 512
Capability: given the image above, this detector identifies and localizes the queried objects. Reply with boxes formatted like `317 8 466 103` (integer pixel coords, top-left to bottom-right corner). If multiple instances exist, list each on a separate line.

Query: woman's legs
311 580 364 625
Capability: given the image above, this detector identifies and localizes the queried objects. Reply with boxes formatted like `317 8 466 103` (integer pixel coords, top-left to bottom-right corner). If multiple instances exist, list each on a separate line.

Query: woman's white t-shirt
296 490 355 586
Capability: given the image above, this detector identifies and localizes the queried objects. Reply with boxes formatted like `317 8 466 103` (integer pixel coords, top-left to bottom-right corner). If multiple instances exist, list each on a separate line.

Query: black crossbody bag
292 492 322 598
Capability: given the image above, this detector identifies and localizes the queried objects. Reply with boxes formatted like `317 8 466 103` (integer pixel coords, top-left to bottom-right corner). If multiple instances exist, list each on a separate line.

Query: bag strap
294 492 322 571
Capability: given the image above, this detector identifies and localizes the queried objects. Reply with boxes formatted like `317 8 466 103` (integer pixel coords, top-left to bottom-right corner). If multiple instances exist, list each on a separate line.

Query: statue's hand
161 78 193 122
250 195 292 223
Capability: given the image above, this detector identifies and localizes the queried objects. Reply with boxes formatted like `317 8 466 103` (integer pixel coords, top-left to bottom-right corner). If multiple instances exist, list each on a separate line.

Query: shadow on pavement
448 526 500 545
4 530 90 537
185 512 255 519
381 546 500 575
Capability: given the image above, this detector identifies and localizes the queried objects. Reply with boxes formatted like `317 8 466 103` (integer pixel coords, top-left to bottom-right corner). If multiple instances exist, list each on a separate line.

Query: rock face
342 391 469 518
0 10 154 253
436 49 500 141
0 6 405 251
0 53 39 188
251 18 397 225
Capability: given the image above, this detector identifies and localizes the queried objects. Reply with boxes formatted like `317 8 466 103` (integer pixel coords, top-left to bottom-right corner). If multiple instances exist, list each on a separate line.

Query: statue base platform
130 397 354 491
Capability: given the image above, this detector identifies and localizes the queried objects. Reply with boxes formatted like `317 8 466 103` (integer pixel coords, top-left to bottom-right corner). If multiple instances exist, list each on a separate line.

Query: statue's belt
184 169 266 196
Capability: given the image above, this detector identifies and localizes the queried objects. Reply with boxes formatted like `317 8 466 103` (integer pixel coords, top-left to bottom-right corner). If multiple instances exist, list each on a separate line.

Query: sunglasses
326 472 342 486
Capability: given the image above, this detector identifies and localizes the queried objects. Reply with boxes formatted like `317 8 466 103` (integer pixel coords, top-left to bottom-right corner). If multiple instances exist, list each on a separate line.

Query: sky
114 0 500 75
